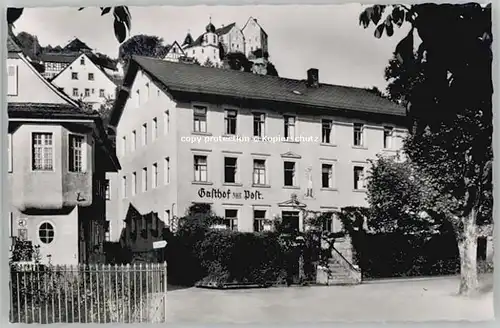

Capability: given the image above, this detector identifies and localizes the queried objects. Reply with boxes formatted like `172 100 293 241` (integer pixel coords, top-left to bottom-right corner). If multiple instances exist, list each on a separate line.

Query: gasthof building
107 55 407 240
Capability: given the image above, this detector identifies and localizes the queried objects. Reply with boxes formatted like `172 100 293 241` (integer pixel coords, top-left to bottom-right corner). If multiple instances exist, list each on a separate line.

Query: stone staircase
316 243 362 286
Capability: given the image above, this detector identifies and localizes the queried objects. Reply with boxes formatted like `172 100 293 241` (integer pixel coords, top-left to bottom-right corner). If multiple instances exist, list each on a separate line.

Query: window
152 163 158 188
91 88 95 94
164 210 171 226
193 106 207 132
7 65 18 95
224 157 237 183
194 155 208 182
99 89 105 98
354 166 365 190
105 179 110 200
71 72 78 80
122 136 127 156
213 35 216 43
221 209 238 231
142 123 148 146
164 110 170 135
284 161 296 186
253 159 266 185
152 118 158 141
253 210 267 232
131 130 137 151
253 113 265 137
80 57 85 65
322 213 334 232
322 119 333 144
132 172 137 195
284 115 296 140
322 164 333 188
88 73 94 81
383 126 394 149
69 135 85 172
224 110 237 135
145 83 150 102
84 88 90 97
164 157 170 184
32 133 53 171
282 211 300 233
39 222 55 244
136 90 140 107
8 133 12 173
142 167 148 192
122 176 127 198
72 88 79 97
353 123 364 147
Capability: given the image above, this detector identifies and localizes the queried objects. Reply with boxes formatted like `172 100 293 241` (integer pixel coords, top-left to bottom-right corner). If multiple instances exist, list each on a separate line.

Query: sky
12 4 411 90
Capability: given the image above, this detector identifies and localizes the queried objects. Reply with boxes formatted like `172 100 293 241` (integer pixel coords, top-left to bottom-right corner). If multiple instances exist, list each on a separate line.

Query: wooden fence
9 262 167 324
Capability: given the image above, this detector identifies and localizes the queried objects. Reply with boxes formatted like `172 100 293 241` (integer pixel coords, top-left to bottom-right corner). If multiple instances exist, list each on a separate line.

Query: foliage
10 240 42 264
360 3 492 294
202 58 215 68
15 31 42 58
8 7 132 43
366 155 447 234
118 34 169 69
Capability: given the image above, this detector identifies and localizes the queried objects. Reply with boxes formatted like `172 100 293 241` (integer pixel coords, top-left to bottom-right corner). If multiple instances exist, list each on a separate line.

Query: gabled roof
242 17 268 37
183 22 236 49
164 41 185 58
40 52 80 64
63 38 92 52
110 56 405 127
50 52 120 86
215 23 236 36
41 51 117 71
7 33 22 53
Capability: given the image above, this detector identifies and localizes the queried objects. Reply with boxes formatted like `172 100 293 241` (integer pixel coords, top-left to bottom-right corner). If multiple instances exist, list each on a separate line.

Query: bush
195 230 289 286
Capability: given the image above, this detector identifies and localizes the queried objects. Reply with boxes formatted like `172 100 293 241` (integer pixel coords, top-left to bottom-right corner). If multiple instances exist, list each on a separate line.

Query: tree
366 155 448 235
118 34 168 62
7 6 132 43
16 31 42 59
360 3 492 295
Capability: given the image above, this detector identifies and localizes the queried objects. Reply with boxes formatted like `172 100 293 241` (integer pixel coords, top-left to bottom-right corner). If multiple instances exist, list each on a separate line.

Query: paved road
165 275 493 323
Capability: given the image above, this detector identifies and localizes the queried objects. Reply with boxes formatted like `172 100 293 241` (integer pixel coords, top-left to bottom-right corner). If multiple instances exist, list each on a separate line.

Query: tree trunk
457 209 479 296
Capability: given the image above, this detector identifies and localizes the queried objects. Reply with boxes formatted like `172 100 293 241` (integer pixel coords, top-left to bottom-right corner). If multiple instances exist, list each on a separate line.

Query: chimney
307 68 319 88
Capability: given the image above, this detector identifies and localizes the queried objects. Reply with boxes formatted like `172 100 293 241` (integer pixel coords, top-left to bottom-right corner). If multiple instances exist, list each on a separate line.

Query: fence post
163 261 167 323
139 263 143 323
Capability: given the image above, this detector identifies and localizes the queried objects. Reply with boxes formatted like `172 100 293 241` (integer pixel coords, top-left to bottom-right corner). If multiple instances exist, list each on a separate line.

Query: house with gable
50 51 121 110
163 41 186 62
6 33 120 265
242 17 269 58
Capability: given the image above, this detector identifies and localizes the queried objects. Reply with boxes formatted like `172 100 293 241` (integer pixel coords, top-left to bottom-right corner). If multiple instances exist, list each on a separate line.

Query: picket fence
9 262 167 324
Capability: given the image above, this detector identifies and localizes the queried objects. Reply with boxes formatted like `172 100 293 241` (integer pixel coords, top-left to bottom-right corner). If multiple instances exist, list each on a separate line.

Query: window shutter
7 65 18 96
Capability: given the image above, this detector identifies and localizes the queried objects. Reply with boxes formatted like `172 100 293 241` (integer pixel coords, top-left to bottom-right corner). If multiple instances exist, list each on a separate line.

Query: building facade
106 56 406 241
169 17 267 66
6 35 120 265
50 52 120 110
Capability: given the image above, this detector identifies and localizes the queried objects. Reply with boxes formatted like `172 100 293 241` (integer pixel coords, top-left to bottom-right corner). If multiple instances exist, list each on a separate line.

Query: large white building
105 56 407 241
164 17 269 66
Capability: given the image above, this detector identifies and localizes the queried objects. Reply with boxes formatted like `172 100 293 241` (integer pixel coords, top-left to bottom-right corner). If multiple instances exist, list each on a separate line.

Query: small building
6 34 120 265
49 52 121 110
106 56 407 241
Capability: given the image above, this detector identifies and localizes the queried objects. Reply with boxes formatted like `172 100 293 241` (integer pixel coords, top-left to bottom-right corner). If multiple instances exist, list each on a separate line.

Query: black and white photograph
3 1 495 324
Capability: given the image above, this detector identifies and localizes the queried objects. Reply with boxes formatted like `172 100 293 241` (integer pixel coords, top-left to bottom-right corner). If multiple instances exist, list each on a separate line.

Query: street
165 275 493 323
